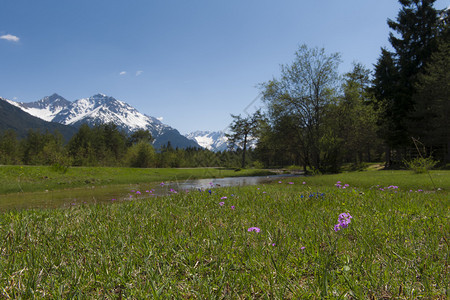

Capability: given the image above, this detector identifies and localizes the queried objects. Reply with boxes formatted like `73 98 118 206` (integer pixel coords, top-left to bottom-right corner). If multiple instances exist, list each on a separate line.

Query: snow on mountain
185 130 229 152
14 93 71 122
5 93 200 149
53 94 162 132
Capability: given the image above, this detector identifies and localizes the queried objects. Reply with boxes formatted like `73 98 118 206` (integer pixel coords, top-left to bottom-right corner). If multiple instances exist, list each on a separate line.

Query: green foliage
67 123 128 166
226 110 263 168
0 129 21 165
50 162 69 174
128 129 153 145
252 160 264 169
373 0 447 162
409 39 450 163
125 141 156 168
260 44 342 171
404 156 438 173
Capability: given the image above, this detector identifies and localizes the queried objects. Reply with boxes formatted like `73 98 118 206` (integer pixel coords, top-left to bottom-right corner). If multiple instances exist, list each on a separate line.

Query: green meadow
0 166 272 195
0 169 449 298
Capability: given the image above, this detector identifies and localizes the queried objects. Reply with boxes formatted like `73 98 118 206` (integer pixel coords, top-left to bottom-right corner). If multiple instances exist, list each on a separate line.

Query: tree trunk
385 145 391 167
241 134 247 168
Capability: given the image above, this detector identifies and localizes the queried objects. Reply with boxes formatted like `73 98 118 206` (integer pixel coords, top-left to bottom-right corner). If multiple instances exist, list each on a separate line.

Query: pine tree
409 39 450 162
373 0 444 163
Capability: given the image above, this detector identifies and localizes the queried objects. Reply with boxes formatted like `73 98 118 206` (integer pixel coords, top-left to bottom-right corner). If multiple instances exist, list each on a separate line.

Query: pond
0 174 301 211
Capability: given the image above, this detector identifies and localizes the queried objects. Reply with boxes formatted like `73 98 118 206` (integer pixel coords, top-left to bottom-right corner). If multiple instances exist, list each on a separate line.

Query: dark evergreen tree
128 129 153 146
0 130 21 165
373 0 445 164
409 39 450 163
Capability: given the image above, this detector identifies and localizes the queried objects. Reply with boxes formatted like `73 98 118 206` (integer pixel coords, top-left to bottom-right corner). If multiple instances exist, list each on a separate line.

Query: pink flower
247 227 261 233
219 202 225 206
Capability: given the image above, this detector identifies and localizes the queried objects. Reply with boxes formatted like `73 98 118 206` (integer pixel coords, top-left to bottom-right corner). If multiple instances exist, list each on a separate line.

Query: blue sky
1 0 448 134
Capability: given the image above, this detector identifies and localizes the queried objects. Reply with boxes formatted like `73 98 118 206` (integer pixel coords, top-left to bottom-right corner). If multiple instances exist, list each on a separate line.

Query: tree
373 0 443 156
226 110 263 168
0 129 21 165
409 39 450 163
372 48 401 165
333 63 381 165
67 123 127 166
126 141 156 168
260 44 341 171
128 129 153 146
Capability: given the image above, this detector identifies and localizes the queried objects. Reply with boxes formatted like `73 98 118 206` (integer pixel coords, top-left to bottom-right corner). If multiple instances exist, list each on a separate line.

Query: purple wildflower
221 196 227 200
247 227 261 233
334 212 352 232
230 205 235 210
219 202 225 206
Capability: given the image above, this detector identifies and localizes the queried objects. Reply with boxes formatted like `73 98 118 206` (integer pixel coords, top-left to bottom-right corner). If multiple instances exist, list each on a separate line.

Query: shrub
404 157 438 173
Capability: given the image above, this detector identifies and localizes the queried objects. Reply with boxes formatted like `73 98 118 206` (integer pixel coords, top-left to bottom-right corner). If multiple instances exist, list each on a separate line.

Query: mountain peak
37 93 70 105
93 93 108 98
3 93 201 149
185 130 228 152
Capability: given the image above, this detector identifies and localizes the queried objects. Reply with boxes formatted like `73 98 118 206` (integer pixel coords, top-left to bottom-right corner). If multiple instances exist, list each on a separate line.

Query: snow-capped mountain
52 94 167 134
185 130 229 152
6 93 200 149
15 93 71 122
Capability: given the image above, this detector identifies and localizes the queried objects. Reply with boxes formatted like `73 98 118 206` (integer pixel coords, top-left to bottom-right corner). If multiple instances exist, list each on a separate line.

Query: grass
0 165 273 194
0 170 448 298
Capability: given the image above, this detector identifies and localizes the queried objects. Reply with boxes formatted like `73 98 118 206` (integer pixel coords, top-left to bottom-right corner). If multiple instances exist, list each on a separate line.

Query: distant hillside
0 97 77 140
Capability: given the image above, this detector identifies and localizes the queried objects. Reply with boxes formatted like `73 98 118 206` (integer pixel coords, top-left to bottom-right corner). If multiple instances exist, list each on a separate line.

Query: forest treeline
227 0 449 172
0 124 252 168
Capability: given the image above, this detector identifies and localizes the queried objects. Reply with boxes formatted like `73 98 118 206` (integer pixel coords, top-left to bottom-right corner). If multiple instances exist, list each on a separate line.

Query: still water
0 174 300 211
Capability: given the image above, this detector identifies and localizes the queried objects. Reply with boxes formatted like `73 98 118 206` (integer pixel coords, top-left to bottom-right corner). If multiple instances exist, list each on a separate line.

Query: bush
404 157 438 174
126 142 156 168
252 160 265 169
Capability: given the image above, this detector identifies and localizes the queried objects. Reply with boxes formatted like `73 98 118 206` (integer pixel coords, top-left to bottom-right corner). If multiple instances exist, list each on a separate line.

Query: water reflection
0 174 300 211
